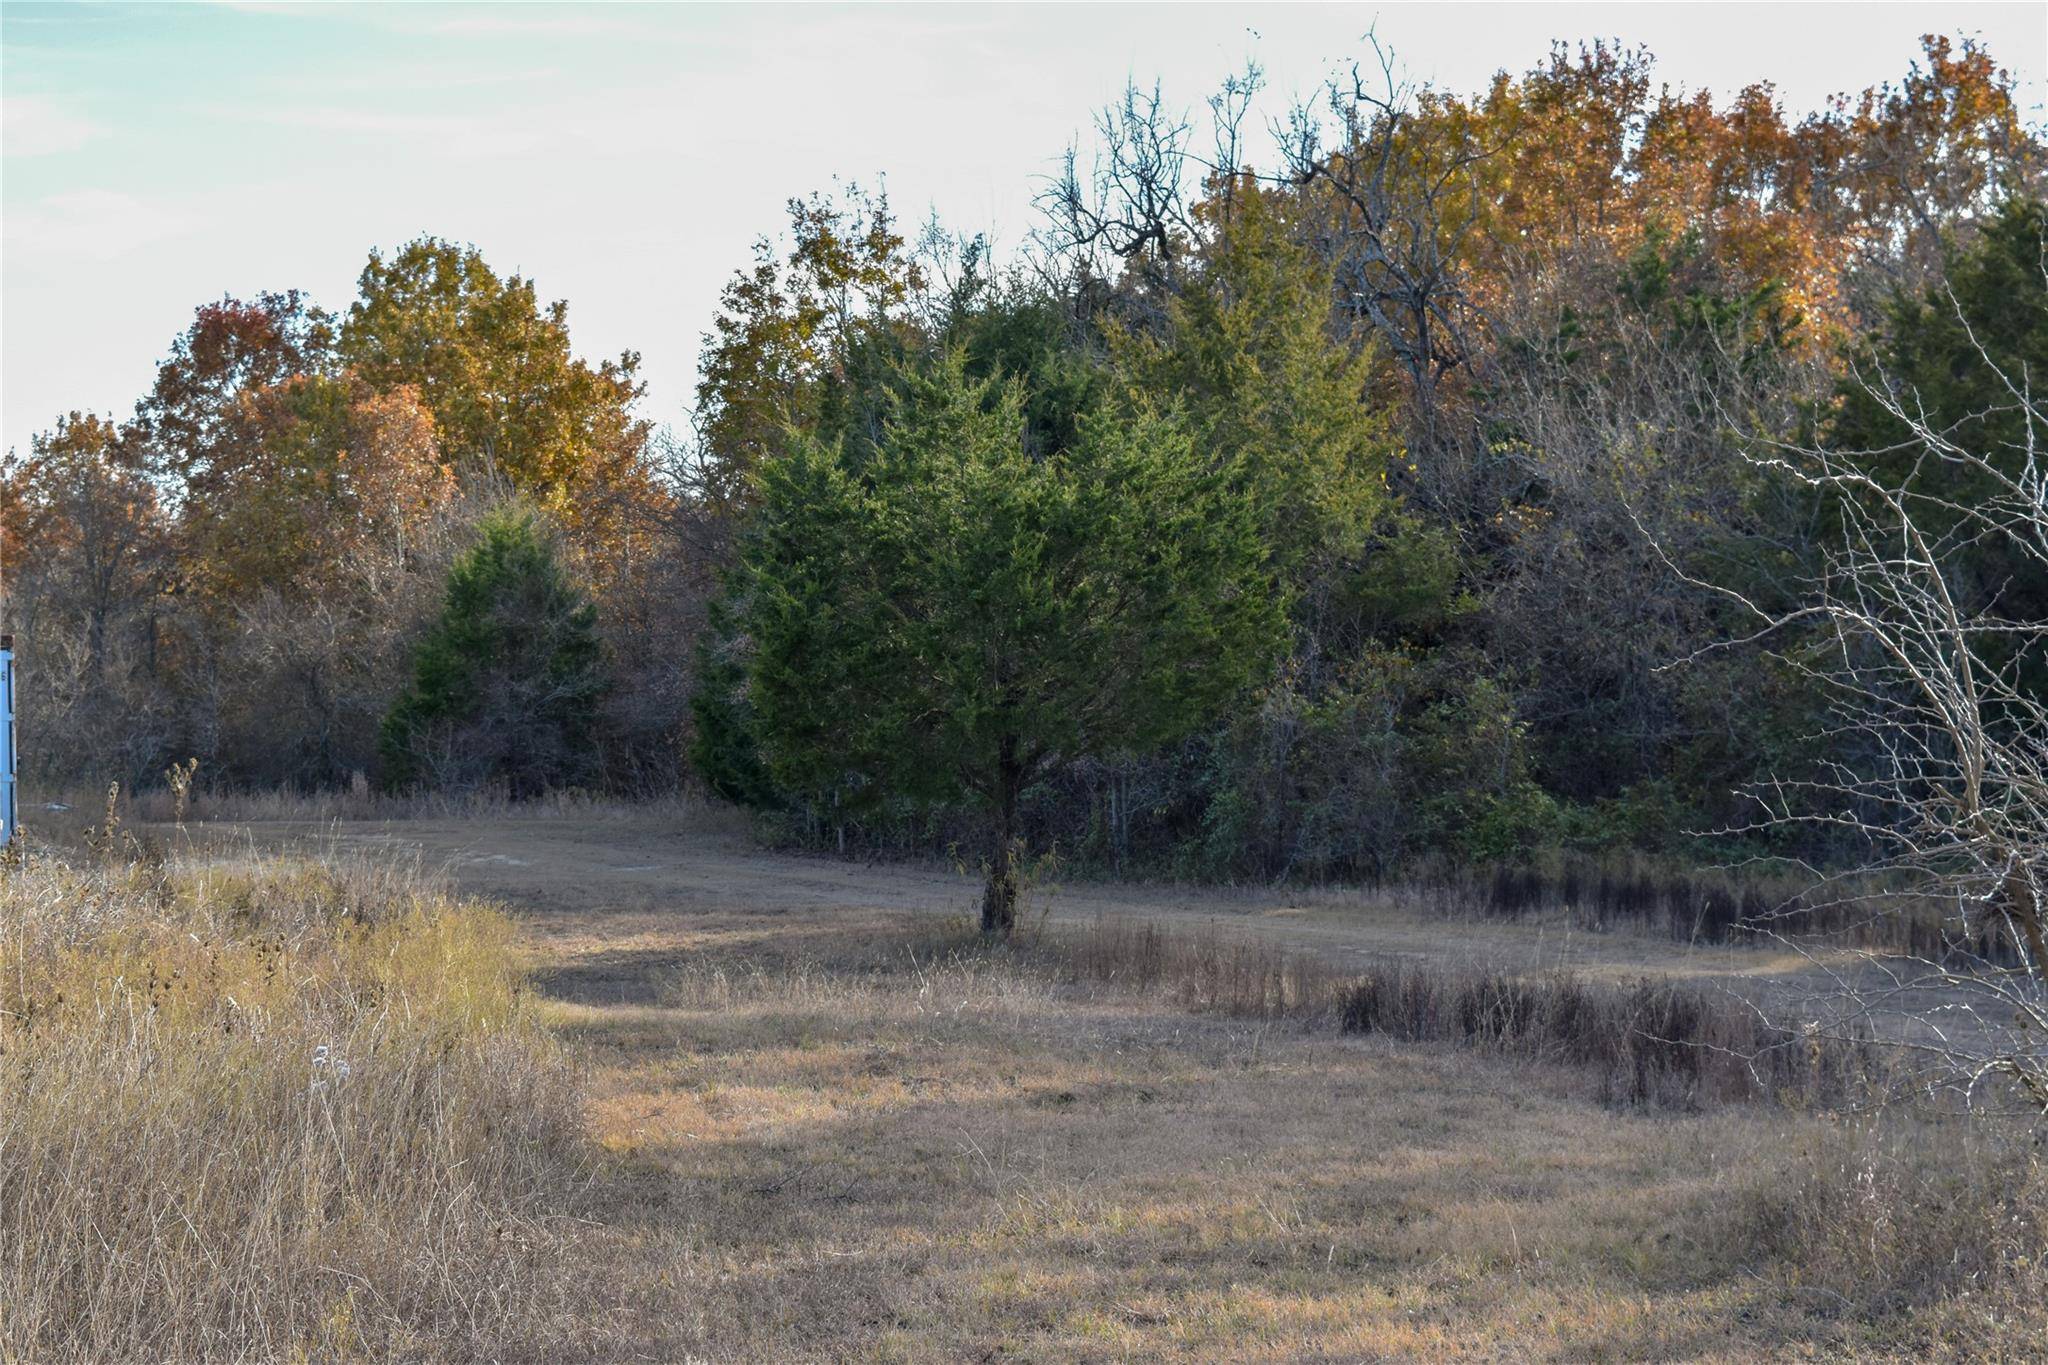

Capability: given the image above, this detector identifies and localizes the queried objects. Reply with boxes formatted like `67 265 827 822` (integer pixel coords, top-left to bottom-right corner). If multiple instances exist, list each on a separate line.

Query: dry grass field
545 918 2041 1362
5 799 2044 1361
0 841 584 1360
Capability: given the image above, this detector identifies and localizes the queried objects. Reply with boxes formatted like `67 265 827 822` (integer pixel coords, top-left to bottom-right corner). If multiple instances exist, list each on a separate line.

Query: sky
3 2 2044 460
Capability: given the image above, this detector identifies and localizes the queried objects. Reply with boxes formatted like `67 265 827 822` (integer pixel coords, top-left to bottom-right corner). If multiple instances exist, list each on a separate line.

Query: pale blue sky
4 2 2043 459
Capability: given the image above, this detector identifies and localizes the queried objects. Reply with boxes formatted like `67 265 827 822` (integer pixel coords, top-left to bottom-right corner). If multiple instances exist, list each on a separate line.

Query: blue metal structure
1 634 14 848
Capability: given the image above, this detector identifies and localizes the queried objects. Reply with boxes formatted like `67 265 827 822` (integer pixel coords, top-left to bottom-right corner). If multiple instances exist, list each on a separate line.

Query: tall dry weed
0 847 586 1362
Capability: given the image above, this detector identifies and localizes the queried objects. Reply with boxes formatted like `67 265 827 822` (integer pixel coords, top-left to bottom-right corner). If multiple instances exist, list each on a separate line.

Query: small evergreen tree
736 353 1282 934
381 506 606 796
687 592 781 809
1106 185 1399 586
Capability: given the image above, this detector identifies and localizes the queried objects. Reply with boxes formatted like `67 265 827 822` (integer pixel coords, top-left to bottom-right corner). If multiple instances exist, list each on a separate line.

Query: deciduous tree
341 238 648 524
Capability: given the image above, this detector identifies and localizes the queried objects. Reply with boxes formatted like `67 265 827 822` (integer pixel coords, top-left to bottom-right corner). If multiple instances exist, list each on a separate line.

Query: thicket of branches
6 35 2042 903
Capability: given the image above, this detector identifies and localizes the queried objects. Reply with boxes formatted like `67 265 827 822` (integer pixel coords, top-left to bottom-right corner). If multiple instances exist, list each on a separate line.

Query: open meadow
5 801 2042 1361
8 5 2048 1361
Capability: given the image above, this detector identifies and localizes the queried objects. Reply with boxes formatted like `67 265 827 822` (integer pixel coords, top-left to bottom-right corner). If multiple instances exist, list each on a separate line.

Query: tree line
6 36 2043 923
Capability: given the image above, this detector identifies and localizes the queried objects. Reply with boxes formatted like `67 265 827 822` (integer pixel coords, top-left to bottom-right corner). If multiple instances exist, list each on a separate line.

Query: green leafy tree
693 189 924 515
735 354 1283 933
381 507 607 796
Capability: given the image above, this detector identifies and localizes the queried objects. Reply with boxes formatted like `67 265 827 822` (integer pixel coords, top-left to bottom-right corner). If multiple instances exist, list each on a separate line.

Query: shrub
1719 1117 2048 1322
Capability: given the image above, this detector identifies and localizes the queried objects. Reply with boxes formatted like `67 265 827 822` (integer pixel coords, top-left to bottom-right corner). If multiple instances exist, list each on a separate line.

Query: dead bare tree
1662 315 2048 1115
1034 65 1268 299
1036 80 1202 295
1277 35 1495 457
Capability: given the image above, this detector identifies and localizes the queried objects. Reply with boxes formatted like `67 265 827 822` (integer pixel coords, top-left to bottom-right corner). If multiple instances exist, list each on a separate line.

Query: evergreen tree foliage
687 592 781 810
732 352 1283 933
1830 195 2048 683
381 506 607 796
1108 186 1399 583
1834 195 2047 486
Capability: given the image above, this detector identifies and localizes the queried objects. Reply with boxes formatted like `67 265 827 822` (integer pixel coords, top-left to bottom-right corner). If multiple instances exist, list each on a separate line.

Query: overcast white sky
3 2 2043 460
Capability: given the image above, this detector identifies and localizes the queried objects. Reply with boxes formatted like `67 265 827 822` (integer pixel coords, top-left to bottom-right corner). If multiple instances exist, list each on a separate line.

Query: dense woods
7 35 2043 899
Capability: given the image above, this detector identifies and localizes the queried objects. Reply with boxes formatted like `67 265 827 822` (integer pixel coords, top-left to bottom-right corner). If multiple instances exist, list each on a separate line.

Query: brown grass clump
88 780 704 828
1043 918 1882 1109
1722 1117 2048 1328
1052 917 1335 1017
1332 960 1883 1108
1430 851 1963 960
0 847 586 1362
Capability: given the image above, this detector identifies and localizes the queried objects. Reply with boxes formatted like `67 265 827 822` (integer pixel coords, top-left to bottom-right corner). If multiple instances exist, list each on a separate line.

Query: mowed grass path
548 924 1816 1361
